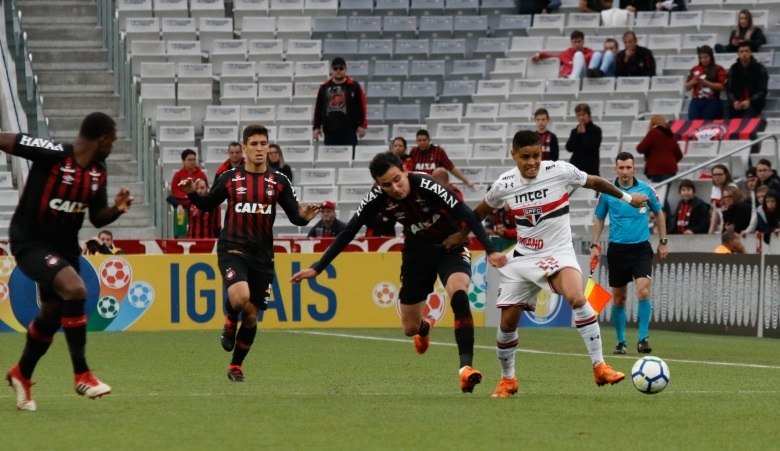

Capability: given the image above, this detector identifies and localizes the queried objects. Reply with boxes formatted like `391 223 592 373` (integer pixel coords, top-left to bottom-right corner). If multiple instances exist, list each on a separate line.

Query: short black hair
616 151 634 163
228 141 241 149
181 148 196 161
678 179 695 193
242 124 269 144
570 30 584 41
79 112 116 140
369 152 403 180
534 108 549 119
757 158 772 168
737 41 752 51
416 129 430 138
512 130 540 150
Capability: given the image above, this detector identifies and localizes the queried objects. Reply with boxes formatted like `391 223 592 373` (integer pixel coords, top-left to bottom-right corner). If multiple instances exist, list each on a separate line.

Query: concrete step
36 71 115 87
38 82 114 94
27 39 103 50
44 107 121 118
47 117 128 137
40 93 119 110
32 61 109 71
105 160 140 178
16 1 98 22
23 25 103 42
30 49 108 64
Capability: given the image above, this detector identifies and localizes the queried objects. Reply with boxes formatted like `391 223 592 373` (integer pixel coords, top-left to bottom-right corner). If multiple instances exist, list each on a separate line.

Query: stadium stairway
14 0 157 240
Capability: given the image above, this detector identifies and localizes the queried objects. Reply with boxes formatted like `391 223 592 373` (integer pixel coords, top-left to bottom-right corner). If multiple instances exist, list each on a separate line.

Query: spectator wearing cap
312 57 367 147
307 201 347 238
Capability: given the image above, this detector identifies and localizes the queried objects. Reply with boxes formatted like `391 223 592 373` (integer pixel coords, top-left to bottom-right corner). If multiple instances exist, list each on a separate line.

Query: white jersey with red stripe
485 160 587 257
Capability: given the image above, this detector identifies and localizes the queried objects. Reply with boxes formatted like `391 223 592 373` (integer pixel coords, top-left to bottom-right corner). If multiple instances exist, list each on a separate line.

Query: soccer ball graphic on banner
631 356 670 394
97 296 120 319
99 258 132 289
372 282 397 307
128 282 155 309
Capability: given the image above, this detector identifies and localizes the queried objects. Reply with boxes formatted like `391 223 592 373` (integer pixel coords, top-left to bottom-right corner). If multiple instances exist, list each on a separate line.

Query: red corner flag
586 253 612 314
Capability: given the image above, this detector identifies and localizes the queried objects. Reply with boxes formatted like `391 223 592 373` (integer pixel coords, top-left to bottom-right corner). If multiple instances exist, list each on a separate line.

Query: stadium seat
544 78 579 101
257 61 294 83
205 105 241 127
177 83 212 130
359 39 394 59
362 125 389 144
257 82 293 105
312 16 347 39
647 34 683 56
682 34 718 52
117 0 153 30
177 62 213 84
668 11 703 34
221 82 258 106
198 18 234 54
375 0 410 15
385 104 421 123
508 36 545 57
153 0 188 18
366 104 385 123
649 98 684 118
392 124 424 141
298 167 336 185
140 83 176 127
157 125 196 148
383 16 417 40
472 79 510 103
492 57 528 80
580 77 615 101
474 37 511 58
566 12 600 35
366 81 401 101
124 17 160 43
444 0 479 16
129 40 166 76
210 40 248 75
374 60 409 80
316 145 352 167
220 61 256 93
535 100 568 119
269 0 304 16
337 167 374 186
354 145 388 164
239 17 277 40
418 15 453 40
248 39 285 63
451 59 488 80
165 41 202 67
633 11 669 34
499 102 534 122
292 81 319 105
395 39 430 60
409 59 445 81
281 145 315 164
525 58 560 80
202 125 239 150
304 0 338 16
240 105 275 128
339 185 369 204
140 62 175 83
443 144 471 166
348 16 382 39
471 122 508 143
492 14 533 38
427 103 463 130
435 122 471 143
528 13 565 37
301 185 338 204
464 103 499 123
508 79 546 103
276 105 312 125
410 0 443 16
155 106 192 130
471 142 507 165
294 61 329 81
190 0 225 19
276 16 312 41
440 79 476 104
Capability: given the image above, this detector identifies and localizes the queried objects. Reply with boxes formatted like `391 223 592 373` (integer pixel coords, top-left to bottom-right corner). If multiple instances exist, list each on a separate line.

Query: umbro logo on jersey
232 175 246 182
236 187 247 194
60 166 76 174
265 178 277 185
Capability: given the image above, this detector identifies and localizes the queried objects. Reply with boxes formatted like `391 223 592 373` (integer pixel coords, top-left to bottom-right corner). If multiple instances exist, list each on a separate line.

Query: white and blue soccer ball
127 282 154 309
631 356 670 394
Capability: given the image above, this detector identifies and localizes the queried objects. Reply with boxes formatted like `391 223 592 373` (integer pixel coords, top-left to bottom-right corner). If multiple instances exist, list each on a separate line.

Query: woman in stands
268 143 293 183
390 136 413 172
718 185 753 234
707 164 739 234
636 115 683 183
685 45 727 120
715 9 766 53
756 189 780 243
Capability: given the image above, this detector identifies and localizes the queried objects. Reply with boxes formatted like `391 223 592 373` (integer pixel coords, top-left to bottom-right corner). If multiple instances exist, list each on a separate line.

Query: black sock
62 300 89 374
231 325 257 367
18 318 59 379
225 299 239 324
451 290 474 368
418 319 430 337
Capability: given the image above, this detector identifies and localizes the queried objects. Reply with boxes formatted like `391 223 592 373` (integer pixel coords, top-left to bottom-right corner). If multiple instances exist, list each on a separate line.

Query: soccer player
179 124 318 382
1 112 133 411
464 131 647 398
290 152 507 393
590 152 668 355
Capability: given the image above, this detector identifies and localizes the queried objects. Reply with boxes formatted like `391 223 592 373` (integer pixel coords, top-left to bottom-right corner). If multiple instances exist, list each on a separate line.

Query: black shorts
217 251 274 309
398 243 471 305
606 241 653 288
12 241 79 294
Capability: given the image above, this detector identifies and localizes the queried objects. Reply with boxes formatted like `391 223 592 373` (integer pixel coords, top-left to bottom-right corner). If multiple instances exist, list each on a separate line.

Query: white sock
496 329 518 378
573 303 604 366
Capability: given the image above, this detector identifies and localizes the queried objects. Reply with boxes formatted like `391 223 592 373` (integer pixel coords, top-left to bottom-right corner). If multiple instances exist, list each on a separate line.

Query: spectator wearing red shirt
407 129 474 188
391 136 413 172
685 45 727 120
168 148 207 208
532 30 594 80
187 178 221 239
636 115 683 183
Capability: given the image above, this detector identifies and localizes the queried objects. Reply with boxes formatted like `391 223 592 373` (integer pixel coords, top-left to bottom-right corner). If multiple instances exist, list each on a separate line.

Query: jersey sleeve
646 184 663 214
556 161 588 188
594 193 610 220
276 176 310 226
188 172 229 211
12 135 69 162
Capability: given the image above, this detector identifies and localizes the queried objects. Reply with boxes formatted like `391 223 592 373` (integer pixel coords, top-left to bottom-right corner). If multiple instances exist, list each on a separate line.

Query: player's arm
278 181 317 225
0 132 19 154
654 209 669 259
291 214 365 282
182 177 225 210
584 175 647 207
449 200 507 268
90 186 134 227
449 166 474 188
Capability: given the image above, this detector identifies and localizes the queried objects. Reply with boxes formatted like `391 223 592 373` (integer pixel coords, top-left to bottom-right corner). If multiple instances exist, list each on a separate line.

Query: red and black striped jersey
9 134 108 255
406 145 455 174
188 167 309 266
187 203 221 239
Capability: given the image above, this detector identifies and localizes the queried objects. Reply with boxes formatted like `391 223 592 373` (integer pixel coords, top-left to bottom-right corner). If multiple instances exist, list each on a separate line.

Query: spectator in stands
600 2 632 27
432 167 464 201
531 30 594 80
745 184 769 237
97 230 123 254
364 212 397 237
616 31 656 77
715 9 767 54
708 165 739 234
587 38 619 78
566 103 602 176
756 158 780 191
519 0 561 14
636 115 683 183
620 0 685 12
738 167 759 193
535 108 559 161
719 185 752 234
267 143 293 183
579 0 611 13
312 57 367 147
714 230 746 254
725 42 768 119
83 237 112 256
686 45 727 120
391 136 413 171
213 141 244 185
485 201 517 243
168 148 207 208
669 179 711 234
307 201 347 238
407 129 475 188
187 179 221 239
756 189 780 243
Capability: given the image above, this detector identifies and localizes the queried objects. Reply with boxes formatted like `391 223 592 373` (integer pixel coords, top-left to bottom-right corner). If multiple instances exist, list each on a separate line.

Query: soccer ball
99 258 132 289
97 296 120 319
631 356 670 394
0 256 15 277
127 282 154 309
372 282 397 307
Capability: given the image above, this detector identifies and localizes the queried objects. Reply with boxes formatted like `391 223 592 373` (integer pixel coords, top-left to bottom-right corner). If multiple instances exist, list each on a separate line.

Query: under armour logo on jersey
590 335 600 341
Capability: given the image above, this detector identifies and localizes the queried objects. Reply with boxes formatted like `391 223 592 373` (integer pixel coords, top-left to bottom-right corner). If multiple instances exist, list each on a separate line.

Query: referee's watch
659 238 668 246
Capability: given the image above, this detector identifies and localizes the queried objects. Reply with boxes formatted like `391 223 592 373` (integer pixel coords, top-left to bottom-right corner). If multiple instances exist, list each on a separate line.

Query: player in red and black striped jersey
1 112 133 410
291 152 507 393
407 129 475 189
186 179 221 239
180 124 319 382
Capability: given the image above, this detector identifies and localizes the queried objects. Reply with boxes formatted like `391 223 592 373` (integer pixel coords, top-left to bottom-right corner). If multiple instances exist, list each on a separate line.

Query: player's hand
442 230 468 250
657 242 669 260
589 245 601 262
629 193 648 208
312 129 322 141
178 178 196 194
299 203 320 221
290 268 317 283
114 186 134 212
487 251 506 268
357 127 367 138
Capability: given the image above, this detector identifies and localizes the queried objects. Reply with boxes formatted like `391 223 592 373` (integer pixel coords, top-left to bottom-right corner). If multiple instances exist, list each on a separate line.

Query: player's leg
607 244 632 354
610 285 628 354
225 281 253 382
439 247 476 371
217 252 248 352
550 267 624 386
632 243 654 353
398 246 437 354
491 305 522 398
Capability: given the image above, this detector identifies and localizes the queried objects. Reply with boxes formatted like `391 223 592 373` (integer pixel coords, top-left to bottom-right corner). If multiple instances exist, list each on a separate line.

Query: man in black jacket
616 31 656 77
726 42 769 119
669 179 711 234
312 57 367 147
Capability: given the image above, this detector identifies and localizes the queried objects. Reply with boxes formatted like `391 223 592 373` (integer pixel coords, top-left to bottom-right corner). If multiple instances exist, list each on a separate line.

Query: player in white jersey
450 130 648 398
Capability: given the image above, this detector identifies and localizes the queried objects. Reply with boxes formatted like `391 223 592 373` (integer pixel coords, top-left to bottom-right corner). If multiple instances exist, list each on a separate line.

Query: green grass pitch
0 327 778 450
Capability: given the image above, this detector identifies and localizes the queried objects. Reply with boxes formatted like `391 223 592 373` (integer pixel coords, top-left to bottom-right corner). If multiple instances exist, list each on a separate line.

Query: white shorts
495 247 581 308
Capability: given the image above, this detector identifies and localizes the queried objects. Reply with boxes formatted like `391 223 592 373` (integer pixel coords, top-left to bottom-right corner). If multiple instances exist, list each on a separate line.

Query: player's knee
402 323 418 336
58 283 87 301
637 287 650 300
242 313 257 327
566 295 587 308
